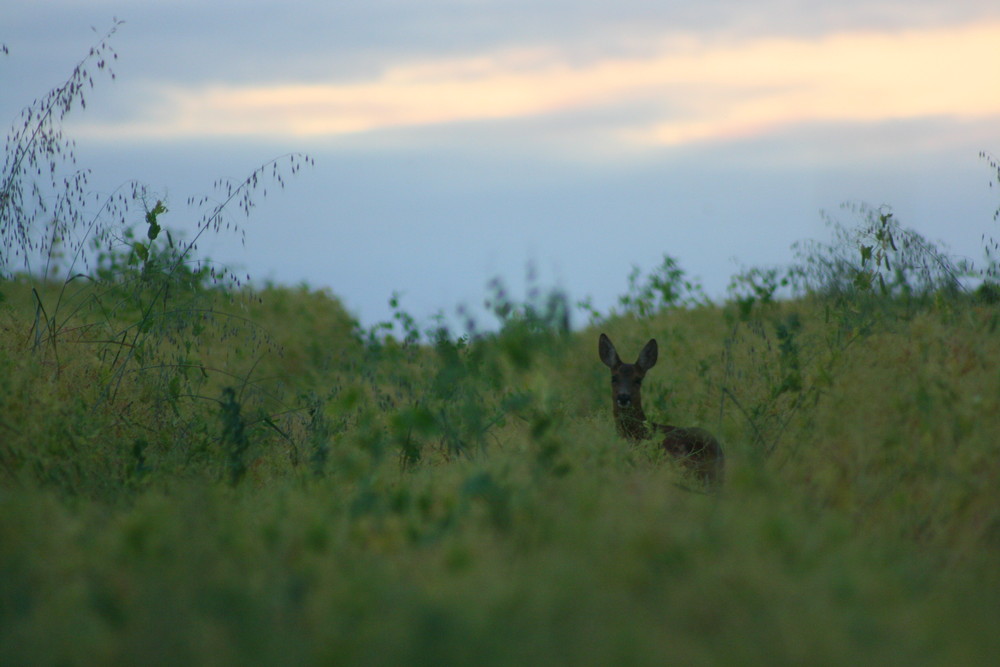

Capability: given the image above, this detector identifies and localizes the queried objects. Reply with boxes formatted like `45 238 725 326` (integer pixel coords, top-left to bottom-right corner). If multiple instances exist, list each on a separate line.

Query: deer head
598 333 658 439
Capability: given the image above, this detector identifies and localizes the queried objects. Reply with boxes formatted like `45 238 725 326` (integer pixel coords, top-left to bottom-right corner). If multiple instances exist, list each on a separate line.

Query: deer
599 333 724 488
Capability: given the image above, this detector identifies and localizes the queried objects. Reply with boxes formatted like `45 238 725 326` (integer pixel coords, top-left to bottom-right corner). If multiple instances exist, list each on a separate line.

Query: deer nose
616 393 632 407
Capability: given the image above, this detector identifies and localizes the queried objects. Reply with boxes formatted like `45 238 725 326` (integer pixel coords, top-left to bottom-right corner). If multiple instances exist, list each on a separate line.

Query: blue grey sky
4 1 999 328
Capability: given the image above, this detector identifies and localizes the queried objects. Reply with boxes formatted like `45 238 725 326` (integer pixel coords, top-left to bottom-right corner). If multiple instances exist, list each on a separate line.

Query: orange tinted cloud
81 21 1000 147
637 23 1000 145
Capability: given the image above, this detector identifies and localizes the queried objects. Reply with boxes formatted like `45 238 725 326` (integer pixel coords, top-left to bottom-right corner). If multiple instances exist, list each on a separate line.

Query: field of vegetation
3 26 1000 665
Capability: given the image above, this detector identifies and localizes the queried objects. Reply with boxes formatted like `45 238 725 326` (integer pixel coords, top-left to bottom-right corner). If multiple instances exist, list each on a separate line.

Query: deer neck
614 401 651 441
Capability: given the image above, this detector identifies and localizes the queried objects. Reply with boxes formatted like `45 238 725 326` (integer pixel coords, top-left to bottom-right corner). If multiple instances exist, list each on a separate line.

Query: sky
4 1 999 330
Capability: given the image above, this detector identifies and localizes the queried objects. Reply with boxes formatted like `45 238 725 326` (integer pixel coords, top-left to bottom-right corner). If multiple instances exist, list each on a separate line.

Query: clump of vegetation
2 25 1000 667
0 22 314 497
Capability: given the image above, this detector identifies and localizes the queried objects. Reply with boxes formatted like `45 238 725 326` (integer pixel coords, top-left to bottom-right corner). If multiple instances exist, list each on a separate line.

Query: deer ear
637 339 658 371
598 333 621 368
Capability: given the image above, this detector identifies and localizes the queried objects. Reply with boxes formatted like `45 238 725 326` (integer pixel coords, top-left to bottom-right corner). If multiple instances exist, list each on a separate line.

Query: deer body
599 333 724 487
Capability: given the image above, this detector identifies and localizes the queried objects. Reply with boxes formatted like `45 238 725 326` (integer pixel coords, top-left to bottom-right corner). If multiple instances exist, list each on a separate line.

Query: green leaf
133 241 148 262
168 375 181 401
391 405 438 435
146 200 166 240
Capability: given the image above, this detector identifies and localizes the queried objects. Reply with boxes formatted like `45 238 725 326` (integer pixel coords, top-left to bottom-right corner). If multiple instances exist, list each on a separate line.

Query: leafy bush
618 254 709 316
793 203 966 300
0 22 311 495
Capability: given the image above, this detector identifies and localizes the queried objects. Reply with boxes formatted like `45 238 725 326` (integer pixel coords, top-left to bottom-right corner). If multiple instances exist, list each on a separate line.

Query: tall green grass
3 260 1000 665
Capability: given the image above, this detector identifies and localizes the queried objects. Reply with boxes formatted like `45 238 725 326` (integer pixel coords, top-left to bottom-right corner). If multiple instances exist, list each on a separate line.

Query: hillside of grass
3 258 1000 665
3 29 1000 665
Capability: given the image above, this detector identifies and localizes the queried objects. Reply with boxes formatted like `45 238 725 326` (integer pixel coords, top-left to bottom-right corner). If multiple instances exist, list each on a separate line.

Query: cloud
72 21 1000 150
634 23 1000 146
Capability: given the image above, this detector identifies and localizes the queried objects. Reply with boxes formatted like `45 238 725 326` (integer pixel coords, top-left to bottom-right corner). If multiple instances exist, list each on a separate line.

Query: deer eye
611 375 620 384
